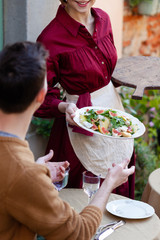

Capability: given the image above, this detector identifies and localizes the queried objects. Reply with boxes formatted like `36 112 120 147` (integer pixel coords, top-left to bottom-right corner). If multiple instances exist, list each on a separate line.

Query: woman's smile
75 1 90 8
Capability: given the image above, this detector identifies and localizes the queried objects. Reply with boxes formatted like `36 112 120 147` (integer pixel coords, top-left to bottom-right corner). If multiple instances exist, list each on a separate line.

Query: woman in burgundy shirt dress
35 0 136 198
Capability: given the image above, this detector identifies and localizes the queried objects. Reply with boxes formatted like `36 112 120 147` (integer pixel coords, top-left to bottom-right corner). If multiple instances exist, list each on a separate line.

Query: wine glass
54 167 70 191
82 171 100 203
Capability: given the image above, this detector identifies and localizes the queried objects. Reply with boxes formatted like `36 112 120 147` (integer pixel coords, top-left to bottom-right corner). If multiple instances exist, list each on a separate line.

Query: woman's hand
65 103 78 125
36 150 70 183
58 102 78 126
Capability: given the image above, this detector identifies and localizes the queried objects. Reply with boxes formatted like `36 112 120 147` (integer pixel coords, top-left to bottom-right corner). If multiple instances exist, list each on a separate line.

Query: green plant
31 117 54 137
120 87 160 199
128 0 152 7
134 139 157 199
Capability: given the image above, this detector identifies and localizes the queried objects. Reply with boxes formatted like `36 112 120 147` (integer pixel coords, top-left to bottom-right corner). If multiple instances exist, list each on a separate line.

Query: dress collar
56 4 104 37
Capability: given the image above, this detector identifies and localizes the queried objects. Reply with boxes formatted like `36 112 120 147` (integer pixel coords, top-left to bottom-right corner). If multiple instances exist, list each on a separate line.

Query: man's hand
89 159 135 212
105 159 135 191
36 150 70 183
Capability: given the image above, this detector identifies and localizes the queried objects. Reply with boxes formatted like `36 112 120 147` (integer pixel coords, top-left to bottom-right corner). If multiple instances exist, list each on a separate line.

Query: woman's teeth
77 1 89 5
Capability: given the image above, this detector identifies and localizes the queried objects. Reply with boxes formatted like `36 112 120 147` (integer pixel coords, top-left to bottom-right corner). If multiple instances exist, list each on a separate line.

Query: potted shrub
128 0 159 15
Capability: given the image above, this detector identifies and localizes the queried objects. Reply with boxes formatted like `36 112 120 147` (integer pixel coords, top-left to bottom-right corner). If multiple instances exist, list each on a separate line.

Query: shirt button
101 61 104 64
105 76 108 79
95 29 97 32
95 46 98 49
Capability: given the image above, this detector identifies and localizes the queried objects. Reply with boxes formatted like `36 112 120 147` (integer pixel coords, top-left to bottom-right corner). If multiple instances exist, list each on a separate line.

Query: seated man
0 41 135 240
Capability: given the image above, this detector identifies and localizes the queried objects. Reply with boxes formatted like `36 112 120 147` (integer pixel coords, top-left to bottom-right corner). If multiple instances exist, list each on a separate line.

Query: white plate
106 199 155 219
73 106 145 139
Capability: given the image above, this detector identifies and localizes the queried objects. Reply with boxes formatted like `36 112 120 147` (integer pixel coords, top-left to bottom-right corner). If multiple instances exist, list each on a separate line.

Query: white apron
66 82 134 178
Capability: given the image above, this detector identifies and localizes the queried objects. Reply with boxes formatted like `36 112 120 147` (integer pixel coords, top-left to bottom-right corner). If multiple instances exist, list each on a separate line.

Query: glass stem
88 194 92 204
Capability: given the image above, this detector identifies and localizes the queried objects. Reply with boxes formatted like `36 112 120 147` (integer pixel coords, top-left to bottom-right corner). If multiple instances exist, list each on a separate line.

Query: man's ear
36 87 47 105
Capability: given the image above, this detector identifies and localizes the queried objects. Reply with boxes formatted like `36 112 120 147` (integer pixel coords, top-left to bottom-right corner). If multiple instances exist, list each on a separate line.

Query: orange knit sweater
0 136 102 240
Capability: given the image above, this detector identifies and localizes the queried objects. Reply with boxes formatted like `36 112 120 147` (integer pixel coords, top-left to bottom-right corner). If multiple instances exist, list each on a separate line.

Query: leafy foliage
127 0 152 8
120 87 160 199
31 117 54 137
134 139 157 199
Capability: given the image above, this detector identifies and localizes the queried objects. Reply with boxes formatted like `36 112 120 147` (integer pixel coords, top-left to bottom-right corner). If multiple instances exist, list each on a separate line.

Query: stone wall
123 1 160 57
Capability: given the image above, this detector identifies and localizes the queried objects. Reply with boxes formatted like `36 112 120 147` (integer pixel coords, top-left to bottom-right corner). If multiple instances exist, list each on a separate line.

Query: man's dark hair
0 41 48 113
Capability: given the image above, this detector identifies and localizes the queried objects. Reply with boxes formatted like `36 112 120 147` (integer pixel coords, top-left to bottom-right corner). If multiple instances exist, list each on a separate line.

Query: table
142 168 160 218
111 56 160 99
59 189 160 240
